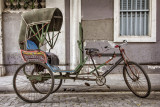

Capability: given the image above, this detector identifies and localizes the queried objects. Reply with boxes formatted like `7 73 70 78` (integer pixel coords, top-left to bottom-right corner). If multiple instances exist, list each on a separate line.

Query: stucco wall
81 0 114 41
2 0 160 75
3 0 69 74
0 0 6 76
81 0 113 20
3 13 21 58
82 19 113 40
3 13 23 74
81 0 160 73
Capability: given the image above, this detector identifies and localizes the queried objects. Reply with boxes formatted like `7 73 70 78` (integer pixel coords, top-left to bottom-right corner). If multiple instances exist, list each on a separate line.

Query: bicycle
13 8 151 103
13 40 151 103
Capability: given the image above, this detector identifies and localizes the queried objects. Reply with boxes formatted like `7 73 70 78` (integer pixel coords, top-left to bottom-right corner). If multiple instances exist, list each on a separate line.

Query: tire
51 72 62 93
32 71 62 94
13 62 54 103
123 61 151 98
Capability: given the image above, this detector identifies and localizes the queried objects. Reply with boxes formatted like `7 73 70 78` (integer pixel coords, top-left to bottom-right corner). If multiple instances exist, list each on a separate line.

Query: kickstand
105 84 110 89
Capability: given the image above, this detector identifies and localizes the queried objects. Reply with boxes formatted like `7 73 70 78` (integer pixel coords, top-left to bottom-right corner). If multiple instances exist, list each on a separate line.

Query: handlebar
115 40 128 48
104 40 128 51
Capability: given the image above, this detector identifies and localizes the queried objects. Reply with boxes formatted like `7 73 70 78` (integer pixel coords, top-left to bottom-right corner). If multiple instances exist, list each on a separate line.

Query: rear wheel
123 61 151 98
52 72 62 93
13 62 54 103
32 68 62 94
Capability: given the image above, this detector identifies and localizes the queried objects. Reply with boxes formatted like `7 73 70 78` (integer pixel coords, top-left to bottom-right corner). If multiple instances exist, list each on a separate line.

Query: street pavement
0 75 160 107
1 74 160 92
0 92 160 107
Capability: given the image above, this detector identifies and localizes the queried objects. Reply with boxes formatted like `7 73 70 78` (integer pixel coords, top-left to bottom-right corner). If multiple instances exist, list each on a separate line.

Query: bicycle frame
48 46 127 81
74 53 124 77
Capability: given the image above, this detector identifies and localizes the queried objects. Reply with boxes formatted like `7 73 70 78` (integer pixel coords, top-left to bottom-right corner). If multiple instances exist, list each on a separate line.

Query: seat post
89 54 99 76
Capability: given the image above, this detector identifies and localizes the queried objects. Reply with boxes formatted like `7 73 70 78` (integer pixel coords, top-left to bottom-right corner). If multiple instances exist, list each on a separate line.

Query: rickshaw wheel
13 61 54 103
31 68 62 94
51 72 63 93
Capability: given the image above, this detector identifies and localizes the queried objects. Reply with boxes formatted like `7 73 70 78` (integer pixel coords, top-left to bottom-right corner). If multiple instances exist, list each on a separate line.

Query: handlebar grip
115 45 119 48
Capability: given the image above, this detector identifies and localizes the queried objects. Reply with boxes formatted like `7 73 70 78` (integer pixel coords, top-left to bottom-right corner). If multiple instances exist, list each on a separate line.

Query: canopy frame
19 8 63 51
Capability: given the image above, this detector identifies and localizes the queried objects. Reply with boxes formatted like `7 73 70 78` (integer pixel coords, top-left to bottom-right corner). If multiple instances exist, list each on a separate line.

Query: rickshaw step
54 70 75 73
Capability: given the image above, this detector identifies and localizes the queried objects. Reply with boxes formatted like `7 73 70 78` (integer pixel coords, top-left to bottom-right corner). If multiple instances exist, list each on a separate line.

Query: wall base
0 66 6 76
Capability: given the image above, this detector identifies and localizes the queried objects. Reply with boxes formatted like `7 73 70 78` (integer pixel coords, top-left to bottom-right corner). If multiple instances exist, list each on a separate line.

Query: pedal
85 82 90 86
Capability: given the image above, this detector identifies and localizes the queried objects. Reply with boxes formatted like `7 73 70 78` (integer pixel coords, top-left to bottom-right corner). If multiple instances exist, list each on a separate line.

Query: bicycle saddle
85 48 99 53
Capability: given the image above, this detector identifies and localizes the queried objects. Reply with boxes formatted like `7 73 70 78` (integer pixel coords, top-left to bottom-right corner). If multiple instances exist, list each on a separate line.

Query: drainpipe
0 0 6 76
70 0 81 69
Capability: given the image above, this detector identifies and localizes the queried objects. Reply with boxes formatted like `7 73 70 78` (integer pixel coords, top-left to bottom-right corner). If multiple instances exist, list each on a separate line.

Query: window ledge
114 36 156 42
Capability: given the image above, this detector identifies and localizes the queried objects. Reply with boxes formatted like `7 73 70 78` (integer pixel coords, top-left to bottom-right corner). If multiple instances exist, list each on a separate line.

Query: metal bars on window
120 0 149 36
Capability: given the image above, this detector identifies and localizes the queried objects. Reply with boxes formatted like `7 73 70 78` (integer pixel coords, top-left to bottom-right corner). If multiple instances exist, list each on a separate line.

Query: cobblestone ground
0 92 160 107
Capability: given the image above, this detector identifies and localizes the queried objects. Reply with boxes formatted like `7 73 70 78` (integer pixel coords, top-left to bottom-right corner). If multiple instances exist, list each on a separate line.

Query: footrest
54 70 75 73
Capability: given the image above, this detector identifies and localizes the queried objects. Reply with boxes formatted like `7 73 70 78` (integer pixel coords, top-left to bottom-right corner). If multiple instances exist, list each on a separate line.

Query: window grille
120 0 149 36
4 0 46 10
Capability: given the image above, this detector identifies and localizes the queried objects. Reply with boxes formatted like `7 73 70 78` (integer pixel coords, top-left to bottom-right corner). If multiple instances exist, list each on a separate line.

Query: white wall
70 0 81 69
46 0 66 65
0 0 6 76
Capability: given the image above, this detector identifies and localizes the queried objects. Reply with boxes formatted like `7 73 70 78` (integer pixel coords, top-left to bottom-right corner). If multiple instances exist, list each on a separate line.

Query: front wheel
123 61 151 98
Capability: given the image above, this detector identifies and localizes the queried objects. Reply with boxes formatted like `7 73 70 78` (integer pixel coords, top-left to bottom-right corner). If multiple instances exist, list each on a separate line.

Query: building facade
0 0 160 89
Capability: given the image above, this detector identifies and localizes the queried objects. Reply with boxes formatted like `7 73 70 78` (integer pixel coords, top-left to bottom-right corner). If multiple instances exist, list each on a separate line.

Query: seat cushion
46 52 59 65
27 40 39 50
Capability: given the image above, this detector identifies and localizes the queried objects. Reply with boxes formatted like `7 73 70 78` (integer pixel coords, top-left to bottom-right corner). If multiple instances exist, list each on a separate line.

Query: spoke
125 65 148 96
14 62 53 102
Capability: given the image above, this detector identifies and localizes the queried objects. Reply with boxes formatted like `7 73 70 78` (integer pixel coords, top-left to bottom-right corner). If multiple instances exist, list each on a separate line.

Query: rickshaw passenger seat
26 40 59 65
27 40 39 50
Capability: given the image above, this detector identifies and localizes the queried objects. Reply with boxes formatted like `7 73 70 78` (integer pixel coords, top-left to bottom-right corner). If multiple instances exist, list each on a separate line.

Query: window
114 0 157 42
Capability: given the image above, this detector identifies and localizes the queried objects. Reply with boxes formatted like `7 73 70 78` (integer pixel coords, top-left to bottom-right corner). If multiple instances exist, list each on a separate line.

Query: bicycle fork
120 48 139 80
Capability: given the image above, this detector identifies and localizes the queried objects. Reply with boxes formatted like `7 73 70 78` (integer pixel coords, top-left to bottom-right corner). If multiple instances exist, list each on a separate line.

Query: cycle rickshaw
13 8 151 103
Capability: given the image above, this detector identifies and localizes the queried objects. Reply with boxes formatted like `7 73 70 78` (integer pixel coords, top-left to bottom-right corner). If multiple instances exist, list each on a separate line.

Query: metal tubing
90 55 99 76
90 63 106 74
30 27 40 42
135 0 137 35
126 0 128 35
121 0 123 35
140 0 142 35
36 25 41 38
102 57 124 77
74 56 88 73
93 53 121 57
41 24 45 43
144 0 147 35
131 0 133 35
120 10 149 12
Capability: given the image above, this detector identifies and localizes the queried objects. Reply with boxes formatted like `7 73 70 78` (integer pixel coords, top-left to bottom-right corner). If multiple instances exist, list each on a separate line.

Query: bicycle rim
123 61 151 98
13 62 54 103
